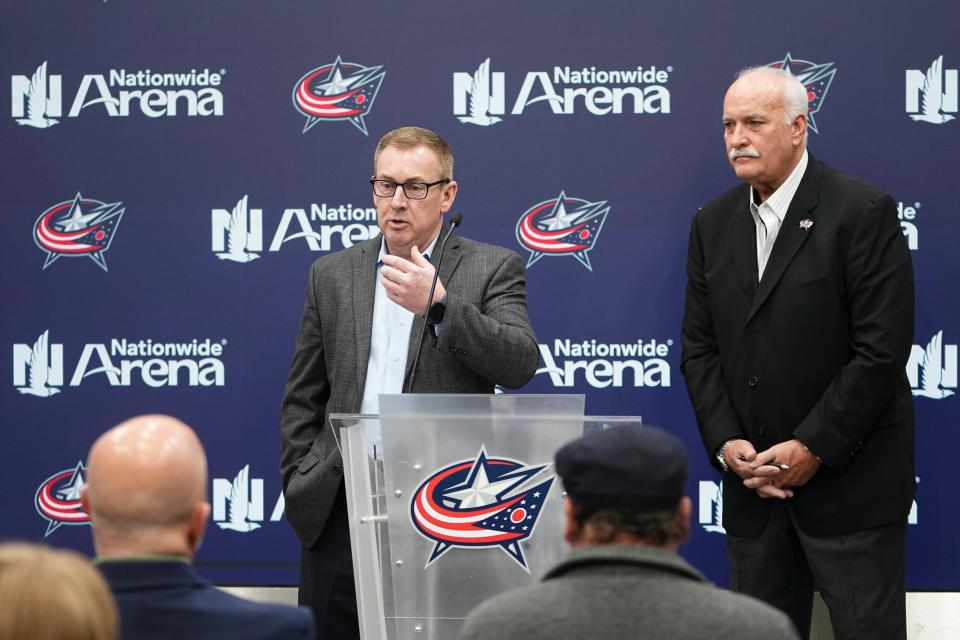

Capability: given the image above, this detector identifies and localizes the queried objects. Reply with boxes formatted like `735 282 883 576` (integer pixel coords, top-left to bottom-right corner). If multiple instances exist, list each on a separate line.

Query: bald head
84 414 210 558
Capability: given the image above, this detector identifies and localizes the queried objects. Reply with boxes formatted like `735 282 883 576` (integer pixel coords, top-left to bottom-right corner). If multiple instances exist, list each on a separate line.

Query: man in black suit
681 67 915 640
82 415 314 640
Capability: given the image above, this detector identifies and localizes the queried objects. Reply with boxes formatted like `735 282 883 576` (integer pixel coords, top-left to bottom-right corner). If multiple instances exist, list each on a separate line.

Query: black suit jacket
681 156 916 537
97 560 314 640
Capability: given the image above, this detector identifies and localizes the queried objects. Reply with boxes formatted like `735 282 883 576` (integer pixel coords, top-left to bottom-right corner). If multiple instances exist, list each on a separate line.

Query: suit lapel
404 229 463 384
728 190 759 301
745 157 821 325
353 236 380 394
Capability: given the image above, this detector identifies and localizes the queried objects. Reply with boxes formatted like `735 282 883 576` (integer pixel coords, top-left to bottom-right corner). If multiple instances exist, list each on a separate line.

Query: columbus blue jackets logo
766 53 837 134
516 191 610 271
410 447 555 571
33 193 125 271
35 461 90 536
293 55 385 136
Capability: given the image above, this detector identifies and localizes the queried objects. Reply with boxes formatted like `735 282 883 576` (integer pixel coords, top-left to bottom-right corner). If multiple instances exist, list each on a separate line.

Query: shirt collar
749 149 808 223
377 231 441 265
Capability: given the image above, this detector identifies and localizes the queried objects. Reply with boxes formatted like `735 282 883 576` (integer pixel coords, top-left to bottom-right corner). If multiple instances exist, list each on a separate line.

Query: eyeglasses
370 178 451 200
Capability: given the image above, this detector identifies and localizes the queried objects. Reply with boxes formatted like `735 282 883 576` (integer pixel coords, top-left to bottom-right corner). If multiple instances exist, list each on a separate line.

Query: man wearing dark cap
460 425 799 640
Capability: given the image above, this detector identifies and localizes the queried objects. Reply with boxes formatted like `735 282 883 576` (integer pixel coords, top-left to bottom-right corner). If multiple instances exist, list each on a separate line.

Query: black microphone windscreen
450 212 463 228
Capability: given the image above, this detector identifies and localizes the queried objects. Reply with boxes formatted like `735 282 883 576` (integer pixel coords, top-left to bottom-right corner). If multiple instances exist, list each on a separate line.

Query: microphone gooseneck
403 213 463 394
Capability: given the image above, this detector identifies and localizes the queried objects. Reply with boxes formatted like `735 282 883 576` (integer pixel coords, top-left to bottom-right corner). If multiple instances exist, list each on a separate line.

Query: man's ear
188 501 211 553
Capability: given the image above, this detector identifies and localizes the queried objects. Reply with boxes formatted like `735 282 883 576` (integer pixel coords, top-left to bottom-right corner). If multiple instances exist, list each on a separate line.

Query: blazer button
332 465 342 475
748 376 759 387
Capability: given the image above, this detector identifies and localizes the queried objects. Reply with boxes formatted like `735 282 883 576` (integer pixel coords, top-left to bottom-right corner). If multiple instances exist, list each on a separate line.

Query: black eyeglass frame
370 178 451 200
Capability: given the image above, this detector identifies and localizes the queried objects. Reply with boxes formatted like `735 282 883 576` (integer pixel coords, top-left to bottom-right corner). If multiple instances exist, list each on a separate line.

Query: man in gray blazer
460 425 799 640
281 126 540 639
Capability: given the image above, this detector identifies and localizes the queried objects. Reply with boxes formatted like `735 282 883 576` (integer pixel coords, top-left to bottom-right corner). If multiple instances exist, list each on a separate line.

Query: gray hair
736 66 809 127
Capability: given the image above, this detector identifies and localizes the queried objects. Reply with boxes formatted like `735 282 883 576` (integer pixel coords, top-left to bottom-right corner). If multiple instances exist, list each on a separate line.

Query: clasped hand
723 438 821 500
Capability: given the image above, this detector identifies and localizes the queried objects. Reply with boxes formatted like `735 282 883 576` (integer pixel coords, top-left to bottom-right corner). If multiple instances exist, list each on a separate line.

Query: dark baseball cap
555 424 687 510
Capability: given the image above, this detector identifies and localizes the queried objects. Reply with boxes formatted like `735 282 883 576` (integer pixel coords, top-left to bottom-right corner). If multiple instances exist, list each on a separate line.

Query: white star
317 68 357 96
539 200 580 230
444 465 522 508
57 199 99 231
57 470 86 501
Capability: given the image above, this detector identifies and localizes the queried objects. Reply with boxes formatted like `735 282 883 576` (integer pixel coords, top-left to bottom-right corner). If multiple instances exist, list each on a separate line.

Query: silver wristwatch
716 440 732 472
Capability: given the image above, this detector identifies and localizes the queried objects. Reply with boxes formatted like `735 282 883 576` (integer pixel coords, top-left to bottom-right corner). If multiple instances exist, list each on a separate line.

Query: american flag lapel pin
799 219 814 231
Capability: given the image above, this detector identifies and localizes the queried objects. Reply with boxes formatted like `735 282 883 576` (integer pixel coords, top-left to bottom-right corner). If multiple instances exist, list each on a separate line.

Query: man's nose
390 185 408 207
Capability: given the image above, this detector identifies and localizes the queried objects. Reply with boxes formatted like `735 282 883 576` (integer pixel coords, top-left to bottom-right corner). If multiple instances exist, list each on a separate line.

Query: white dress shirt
750 150 808 279
359 234 440 415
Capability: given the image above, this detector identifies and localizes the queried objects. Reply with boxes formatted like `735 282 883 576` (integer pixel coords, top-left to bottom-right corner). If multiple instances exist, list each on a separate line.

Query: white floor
221 587 960 639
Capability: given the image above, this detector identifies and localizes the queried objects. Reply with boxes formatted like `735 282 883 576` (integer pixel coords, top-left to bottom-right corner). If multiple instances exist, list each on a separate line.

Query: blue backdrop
3 0 957 588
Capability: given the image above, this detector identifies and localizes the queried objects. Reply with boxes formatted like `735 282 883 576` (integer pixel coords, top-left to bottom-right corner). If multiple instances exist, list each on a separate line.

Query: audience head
0 542 118 640
555 425 691 549
82 414 210 559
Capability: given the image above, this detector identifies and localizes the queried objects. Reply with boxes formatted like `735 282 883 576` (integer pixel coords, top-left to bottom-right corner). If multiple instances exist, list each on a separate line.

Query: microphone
403 213 463 394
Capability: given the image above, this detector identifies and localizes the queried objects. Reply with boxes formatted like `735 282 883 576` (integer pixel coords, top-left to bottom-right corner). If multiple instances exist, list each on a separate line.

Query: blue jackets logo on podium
906 55 957 124
515 191 609 270
908 330 957 399
12 333 228 392
11 61 225 125
410 447 555 571
534 338 672 389
211 195 380 259
452 58 672 123
766 53 836 134
33 193 125 271
35 461 90 537
292 55 385 136
212 464 285 532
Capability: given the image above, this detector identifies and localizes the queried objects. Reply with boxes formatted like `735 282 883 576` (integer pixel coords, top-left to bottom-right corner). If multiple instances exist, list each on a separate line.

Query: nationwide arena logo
906 55 957 124
11 61 225 127
536 337 672 389
33 193 125 271
516 191 610 271
898 199 922 251
293 55 385 136
211 195 380 261
410 447 555 571
35 461 91 536
766 52 836 134
907 330 957 399
453 57 673 125
698 478 920 534
12 331 228 395
212 464 285 533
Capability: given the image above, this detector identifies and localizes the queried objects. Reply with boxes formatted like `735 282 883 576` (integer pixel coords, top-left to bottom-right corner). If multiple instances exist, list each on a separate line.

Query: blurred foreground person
0 542 118 640
82 414 314 640
460 425 798 640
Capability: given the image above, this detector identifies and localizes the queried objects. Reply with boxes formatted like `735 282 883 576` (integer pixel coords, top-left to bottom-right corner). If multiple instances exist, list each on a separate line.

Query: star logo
35 461 91 537
767 53 837 135
33 193 126 271
410 447 555 571
516 191 611 271
292 55 386 136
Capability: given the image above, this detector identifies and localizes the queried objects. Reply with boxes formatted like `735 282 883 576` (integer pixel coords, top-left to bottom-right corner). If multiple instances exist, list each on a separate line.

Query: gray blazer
460 545 800 640
280 230 539 546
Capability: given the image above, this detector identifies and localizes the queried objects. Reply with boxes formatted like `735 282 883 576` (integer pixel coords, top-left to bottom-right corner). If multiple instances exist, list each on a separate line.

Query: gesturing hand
380 246 446 315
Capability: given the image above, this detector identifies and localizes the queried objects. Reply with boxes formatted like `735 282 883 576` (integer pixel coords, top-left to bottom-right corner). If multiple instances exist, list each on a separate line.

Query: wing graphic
28 331 50 390
920 331 944 392
226 196 248 256
227 465 250 525
920 56 944 118
468 58 492 119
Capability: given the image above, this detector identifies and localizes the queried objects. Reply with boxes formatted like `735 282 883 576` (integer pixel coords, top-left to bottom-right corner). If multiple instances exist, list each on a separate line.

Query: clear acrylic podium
330 394 642 640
